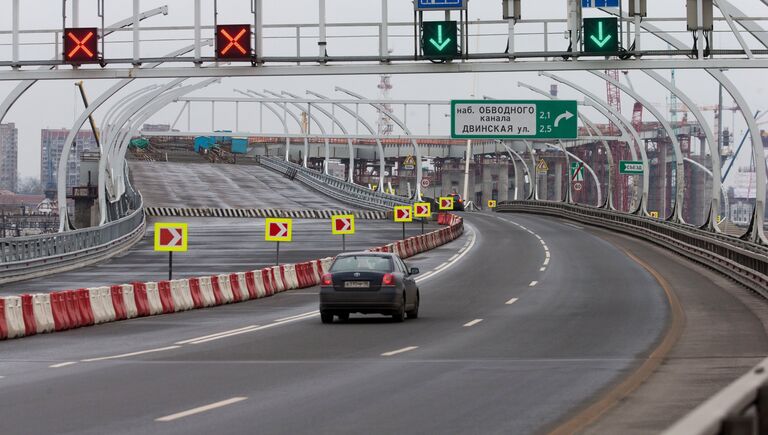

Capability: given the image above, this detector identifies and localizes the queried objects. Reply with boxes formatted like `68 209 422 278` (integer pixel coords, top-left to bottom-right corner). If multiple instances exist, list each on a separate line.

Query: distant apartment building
0 123 18 193
40 129 98 193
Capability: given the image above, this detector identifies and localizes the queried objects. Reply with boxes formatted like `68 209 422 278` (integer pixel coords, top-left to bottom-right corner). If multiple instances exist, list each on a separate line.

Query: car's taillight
382 273 395 286
321 273 333 286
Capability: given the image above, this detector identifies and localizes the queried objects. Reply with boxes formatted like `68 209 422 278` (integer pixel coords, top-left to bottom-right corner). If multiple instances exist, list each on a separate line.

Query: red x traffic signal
64 28 99 63
216 24 252 59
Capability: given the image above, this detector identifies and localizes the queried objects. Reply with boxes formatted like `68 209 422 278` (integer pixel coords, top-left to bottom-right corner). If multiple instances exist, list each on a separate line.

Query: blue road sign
581 0 620 7
415 0 467 10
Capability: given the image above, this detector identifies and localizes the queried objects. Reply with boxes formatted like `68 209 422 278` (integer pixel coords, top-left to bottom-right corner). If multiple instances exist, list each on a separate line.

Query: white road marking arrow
553 110 574 128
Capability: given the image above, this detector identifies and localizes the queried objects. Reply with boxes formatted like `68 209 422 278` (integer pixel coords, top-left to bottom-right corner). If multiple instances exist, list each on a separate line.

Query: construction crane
75 81 101 148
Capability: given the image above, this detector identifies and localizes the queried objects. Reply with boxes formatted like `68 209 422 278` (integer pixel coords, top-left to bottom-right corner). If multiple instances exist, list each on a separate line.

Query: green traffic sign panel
570 162 585 181
583 17 619 54
620 160 644 174
422 21 459 60
451 100 578 139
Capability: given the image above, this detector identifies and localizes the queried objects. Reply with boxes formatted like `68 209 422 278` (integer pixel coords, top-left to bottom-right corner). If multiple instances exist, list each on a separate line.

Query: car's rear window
330 256 393 273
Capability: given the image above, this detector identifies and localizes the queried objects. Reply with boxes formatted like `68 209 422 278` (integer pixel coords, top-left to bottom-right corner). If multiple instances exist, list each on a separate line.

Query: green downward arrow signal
429 25 452 51
590 21 612 48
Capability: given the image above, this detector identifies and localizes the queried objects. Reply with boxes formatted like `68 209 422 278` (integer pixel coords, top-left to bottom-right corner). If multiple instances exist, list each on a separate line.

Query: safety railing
0 195 146 284
663 356 768 435
259 156 413 211
496 200 768 298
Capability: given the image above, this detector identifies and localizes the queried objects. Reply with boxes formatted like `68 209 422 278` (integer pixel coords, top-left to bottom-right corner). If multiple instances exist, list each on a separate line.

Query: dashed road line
540 267 546 272
463 319 484 327
529 281 539 287
381 346 419 357
506 298 519 305
155 397 249 422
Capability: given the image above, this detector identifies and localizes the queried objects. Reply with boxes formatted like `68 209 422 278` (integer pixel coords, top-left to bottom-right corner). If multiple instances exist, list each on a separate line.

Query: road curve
0 213 669 435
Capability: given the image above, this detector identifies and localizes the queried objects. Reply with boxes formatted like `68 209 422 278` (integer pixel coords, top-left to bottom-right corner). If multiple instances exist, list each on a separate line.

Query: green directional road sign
451 100 578 139
583 17 619 54
620 160 645 174
422 21 459 60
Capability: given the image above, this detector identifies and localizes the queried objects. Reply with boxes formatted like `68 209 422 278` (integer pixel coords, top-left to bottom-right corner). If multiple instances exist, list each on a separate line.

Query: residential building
40 129 98 193
0 123 18 192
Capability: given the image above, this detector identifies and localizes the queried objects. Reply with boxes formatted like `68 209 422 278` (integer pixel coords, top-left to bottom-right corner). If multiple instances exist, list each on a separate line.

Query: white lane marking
540 267 546 272
155 397 248 422
506 298 519 305
543 258 550 266
543 245 549 252
540 239 546 245
82 346 181 362
448 254 459 261
274 310 320 323
545 251 551 259
49 361 78 368
529 281 538 287
175 325 260 345
188 313 318 344
416 228 477 283
463 319 484 327
562 222 584 230
381 346 419 357
535 234 542 240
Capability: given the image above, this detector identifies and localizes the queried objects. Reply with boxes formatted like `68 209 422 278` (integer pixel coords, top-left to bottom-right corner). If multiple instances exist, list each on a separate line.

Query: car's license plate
344 281 370 288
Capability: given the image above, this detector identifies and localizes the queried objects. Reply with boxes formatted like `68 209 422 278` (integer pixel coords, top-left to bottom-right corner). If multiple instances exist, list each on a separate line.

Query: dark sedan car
319 252 420 323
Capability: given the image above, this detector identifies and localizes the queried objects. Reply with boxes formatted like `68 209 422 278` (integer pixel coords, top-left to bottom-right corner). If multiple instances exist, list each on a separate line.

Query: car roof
336 251 396 258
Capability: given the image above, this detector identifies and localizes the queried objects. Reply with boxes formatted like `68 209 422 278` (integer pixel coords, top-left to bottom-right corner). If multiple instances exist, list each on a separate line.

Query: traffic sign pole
275 241 280 266
342 234 346 252
168 252 173 281
402 222 406 240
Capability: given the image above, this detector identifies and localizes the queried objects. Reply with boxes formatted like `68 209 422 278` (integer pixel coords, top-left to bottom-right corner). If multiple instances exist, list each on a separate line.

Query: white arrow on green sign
451 100 578 139
619 160 644 174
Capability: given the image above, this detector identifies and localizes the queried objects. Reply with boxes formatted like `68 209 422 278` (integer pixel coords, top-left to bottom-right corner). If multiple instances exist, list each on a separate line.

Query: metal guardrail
496 200 768 297
0 196 146 284
259 156 413 211
662 357 768 435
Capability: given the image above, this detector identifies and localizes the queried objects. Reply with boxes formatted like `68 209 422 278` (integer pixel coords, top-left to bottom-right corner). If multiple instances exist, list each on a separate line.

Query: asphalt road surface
130 161 354 209
0 218 436 296
0 213 678 434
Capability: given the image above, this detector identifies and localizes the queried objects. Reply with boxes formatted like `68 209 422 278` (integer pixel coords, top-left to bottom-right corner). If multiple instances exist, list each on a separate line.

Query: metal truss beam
5 59 768 82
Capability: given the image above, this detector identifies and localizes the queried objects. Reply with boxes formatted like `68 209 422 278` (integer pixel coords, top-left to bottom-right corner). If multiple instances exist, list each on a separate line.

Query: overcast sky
1 0 768 186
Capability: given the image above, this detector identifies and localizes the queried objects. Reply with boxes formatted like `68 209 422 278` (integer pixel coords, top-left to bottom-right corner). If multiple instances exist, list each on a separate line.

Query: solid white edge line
82 346 181 362
49 362 78 368
506 298 519 305
529 281 538 287
381 346 419 357
189 313 319 344
155 397 249 422
175 325 261 345
274 310 320 323
463 319 483 327
415 226 477 284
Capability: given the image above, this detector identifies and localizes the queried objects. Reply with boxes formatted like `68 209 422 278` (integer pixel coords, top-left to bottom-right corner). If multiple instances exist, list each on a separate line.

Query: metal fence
0 195 146 284
496 200 768 298
259 157 413 211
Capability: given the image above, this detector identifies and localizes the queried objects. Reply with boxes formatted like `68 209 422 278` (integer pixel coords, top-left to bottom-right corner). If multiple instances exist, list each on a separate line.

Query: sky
1 0 768 185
